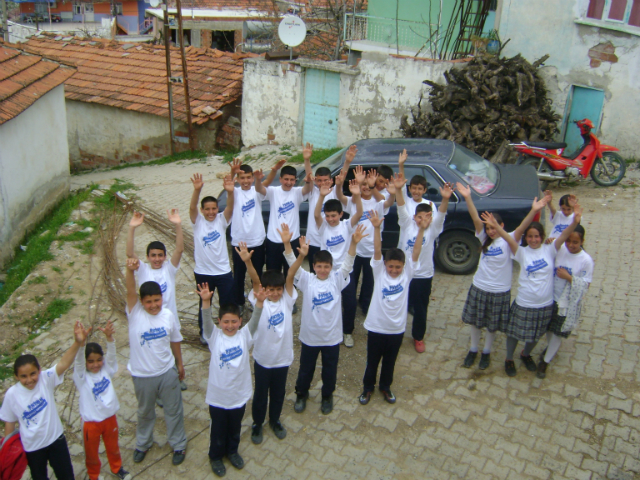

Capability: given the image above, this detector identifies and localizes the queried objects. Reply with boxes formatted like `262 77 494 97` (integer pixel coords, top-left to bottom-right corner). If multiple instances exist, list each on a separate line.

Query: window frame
586 0 639 26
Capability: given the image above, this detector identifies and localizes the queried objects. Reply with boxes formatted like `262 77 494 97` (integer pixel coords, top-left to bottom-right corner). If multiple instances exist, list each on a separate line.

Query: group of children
0 147 594 479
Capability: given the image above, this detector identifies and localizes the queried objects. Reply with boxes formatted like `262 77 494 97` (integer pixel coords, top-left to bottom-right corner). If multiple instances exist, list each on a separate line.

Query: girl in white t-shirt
537 225 594 379
457 183 550 371
0 322 87 480
544 191 577 241
486 205 583 377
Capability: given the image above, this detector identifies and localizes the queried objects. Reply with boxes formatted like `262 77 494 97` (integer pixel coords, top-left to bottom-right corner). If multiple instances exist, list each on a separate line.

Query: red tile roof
24 34 254 124
0 41 76 125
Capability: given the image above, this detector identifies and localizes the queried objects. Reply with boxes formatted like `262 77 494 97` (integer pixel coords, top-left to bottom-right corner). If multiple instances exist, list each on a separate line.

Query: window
448 145 498 195
115 3 123 15
73 3 81 15
587 0 640 27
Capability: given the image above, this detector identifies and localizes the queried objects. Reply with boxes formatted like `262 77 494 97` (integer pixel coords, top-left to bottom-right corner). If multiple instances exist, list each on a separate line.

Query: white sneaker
344 334 354 348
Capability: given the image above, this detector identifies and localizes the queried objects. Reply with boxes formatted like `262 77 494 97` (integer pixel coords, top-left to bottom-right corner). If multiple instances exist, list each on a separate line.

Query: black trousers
231 243 265 306
295 342 339 398
25 434 74 480
362 331 404 392
342 255 374 333
251 361 289 426
208 404 245 461
194 271 234 336
265 238 300 278
409 277 432 341
307 245 321 273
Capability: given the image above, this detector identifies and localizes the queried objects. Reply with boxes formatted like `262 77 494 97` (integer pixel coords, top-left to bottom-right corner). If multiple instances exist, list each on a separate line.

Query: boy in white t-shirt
190 173 235 344
124 258 187 466
359 210 429 406
283 225 366 415
197 283 264 477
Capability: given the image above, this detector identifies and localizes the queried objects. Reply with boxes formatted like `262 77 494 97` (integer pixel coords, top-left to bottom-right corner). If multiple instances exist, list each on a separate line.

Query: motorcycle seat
524 141 567 149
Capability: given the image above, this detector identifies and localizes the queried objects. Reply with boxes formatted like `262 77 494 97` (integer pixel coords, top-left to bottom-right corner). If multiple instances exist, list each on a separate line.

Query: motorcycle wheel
521 156 551 191
590 152 626 187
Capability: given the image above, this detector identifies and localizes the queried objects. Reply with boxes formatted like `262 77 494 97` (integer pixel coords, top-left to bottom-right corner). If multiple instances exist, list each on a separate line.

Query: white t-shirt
192 213 231 276
401 188 437 225
553 245 594 301
513 244 558 308
364 258 417 334
126 302 182 378
137 261 180 323
294 269 350 346
473 231 516 293
397 201 445 279
307 186 337 247
549 211 575 238
205 326 253 409
248 288 297 368
318 219 356 270
230 186 266 248
346 197 386 258
265 186 308 243
0 367 64 452
73 341 120 423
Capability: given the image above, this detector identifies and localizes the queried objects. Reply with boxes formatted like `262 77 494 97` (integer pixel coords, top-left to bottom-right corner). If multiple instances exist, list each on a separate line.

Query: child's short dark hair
385 248 406 264
313 250 333 266
218 303 241 319
415 204 432 215
85 342 104 360
521 222 545 246
280 166 297 178
323 199 343 214
201 196 217 208
239 164 253 175
559 194 572 207
146 241 166 256
315 167 331 178
140 281 162 299
378 165 393 180
14 354 39 376
261 270 285 288
409 175 427 189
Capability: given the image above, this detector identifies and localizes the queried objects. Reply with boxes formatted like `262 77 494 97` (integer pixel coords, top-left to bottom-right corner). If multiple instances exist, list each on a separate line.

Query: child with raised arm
124 258 187 466
457 183 549 370
190 173 236 344
284 225 367 415
544 190 578 242
359 210 428 405
197 283 264 477
73 321 131 480
396 174 454 353
0 322 86 480
397 149 437 220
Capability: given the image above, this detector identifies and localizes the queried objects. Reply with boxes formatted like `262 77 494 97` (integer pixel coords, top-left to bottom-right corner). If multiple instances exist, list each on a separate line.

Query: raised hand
253 168 265 182
417 212 433 230
126 257 140 271
398 149 408 165
130 211 145 228
196 282 214 301
272 158 286 172
230 158 242 176
98 320 115 341
456 182 471 198
304 172 313 184
531 196 549 211
573 204 583 223
334 169 346 187
544 190 553 201
349 179 361 196
297 236 309 256
345 145 358 164
387 181 396 195
440 182 455 199
354 165 366 185
352 223 369 244
319 184 332 197
303 142 313 162
223 174 235 193
369 210 383 228
74 321 92 345
167 208 181 225
191 173 204 191
254 285 268 304
568 194 578 207
277 223 292 244
393 172 407 190
480 211 498 228
366 169 378 188
234 242 254 263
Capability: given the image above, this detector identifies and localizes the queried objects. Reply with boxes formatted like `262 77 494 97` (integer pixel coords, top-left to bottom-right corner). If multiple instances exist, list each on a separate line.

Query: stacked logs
401 54 561 160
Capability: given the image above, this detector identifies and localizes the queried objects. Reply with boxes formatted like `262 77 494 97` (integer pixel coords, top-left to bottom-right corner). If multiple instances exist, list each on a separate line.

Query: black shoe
228 453 245 470
462 351 478 368
478 353 491 370
321 395 333 415
210 458 226 477
113 467 132 480
359 391 372 405
269 420 287 440
251 423 263 444
133 449 148 464
172 450 186 465
536 359 548 379
505 360 516 377
380 388 396 404
294 393 308 413
520 354 537 372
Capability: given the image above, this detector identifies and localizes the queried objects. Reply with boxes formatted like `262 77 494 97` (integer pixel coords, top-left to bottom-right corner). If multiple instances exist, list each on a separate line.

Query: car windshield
447 145 498 195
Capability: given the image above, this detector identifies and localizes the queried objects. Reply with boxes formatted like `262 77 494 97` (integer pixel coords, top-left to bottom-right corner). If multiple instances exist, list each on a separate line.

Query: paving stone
608 397 633 414
483 459 511 480
523 463 551 480
572 399 596 416
564 464 593 480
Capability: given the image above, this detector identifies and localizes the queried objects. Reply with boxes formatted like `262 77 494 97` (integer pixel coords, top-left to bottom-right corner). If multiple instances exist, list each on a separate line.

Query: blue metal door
563 86 605 153
303 69 340 148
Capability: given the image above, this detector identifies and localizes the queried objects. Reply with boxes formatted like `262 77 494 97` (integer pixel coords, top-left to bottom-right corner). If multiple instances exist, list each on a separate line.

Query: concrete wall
498 0 640 158
0 85 70 266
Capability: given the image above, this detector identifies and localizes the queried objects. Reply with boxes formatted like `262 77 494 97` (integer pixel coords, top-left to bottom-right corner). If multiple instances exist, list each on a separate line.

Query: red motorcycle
511 118 626 190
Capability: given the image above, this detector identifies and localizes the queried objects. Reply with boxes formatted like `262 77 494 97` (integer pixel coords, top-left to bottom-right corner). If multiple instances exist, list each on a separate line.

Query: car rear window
447 145 498 195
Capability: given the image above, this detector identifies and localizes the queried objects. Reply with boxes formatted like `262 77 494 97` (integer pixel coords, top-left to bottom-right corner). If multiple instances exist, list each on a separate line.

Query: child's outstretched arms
73 322 92 381
438 182 455 214
223 174 235 223
126 211 144 259
348 180 363 228
235 242 260 292
125 258 139 313
57 321 90 377
99 320 118 374
168 208 184 267
514 196 549 242
314 184 332 229
286 236 308 291
456 182 483 234
247 287 267 336
544 190 556 218
190 173 204 224
554 204 582 251
482 212 519 254
197 283 215 340
254 168 267 195
334 169 348 207
303 142 314 177
263 159 286 188
370 210 384 261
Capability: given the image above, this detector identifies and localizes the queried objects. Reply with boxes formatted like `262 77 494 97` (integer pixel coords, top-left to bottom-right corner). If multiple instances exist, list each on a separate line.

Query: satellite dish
278 15 306 47
149 0 161 8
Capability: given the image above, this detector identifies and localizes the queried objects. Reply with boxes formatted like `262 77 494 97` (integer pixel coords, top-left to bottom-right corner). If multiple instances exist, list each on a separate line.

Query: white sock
483 331 496 354
469 326 481 352
544 334 562 363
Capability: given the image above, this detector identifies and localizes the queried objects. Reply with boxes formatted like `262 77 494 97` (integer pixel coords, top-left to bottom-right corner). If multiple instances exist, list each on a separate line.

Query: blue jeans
194 271 234 336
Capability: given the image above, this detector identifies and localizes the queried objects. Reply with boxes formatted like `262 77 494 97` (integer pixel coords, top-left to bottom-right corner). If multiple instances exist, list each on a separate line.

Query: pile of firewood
400 54 561 160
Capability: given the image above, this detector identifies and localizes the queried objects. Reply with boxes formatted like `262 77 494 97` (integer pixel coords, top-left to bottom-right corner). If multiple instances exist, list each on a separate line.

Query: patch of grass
51 266 62 273
288 147 342 164
27 275 47 285
280 144 292 153
76 240 95 255
57 230 92 243
31 296 44 304
217 147 242 163
102 150 207 172
93 179 137 209
621 183 639 189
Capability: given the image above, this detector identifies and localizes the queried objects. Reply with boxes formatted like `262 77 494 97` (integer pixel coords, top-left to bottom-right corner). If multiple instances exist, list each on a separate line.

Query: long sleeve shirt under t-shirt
397 202 445 279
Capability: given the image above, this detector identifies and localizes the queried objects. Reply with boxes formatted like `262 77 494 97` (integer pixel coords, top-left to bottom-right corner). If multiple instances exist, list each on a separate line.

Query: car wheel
435 230 480 275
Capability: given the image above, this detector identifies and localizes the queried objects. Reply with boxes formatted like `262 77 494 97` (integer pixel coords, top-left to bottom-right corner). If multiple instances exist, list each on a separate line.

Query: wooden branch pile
400 54 561 159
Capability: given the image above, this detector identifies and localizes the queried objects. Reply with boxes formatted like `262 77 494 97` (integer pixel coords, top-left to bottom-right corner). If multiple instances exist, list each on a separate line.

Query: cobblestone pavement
27 153 640 479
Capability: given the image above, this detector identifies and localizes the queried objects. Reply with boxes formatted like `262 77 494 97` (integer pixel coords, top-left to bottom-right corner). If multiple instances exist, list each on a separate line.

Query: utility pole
175 0 195 151
1 0 8 42
162 0 176 154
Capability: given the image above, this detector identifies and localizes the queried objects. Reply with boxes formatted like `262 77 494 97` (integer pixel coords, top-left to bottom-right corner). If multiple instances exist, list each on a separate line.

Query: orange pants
83 415 123 480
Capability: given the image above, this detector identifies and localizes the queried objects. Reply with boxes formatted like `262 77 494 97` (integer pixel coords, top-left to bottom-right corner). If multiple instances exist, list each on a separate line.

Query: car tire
435 230 480 275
